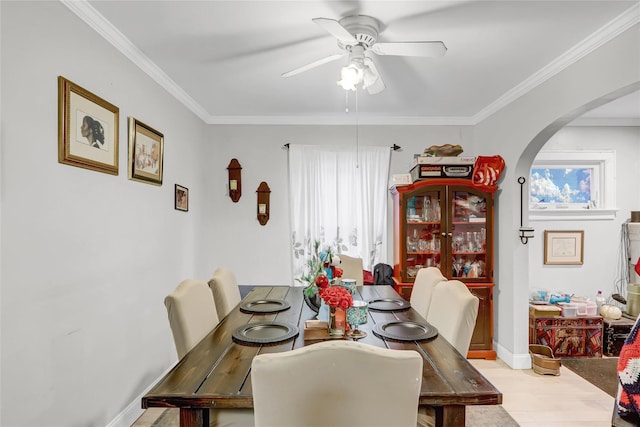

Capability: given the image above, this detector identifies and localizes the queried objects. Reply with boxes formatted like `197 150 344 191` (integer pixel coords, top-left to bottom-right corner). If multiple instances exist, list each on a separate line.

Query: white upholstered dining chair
338 254 364 287
410 266 447 319
164 279 254 427
251 340 423 427
164 279 219 360
208 267 242 319
426 279 479 356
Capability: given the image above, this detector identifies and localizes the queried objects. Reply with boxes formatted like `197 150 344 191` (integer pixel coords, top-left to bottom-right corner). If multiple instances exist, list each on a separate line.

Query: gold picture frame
128 117 164 186
175 184 189 212
58 76 119 175
544 230 584 265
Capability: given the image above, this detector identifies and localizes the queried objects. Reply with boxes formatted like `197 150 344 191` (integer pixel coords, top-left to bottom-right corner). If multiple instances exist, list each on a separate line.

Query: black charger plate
232 322 299 346
373 320 438 342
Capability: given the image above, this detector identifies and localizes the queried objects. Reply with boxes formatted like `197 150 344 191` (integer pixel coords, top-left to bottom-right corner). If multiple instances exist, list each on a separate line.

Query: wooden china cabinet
390 178 497 359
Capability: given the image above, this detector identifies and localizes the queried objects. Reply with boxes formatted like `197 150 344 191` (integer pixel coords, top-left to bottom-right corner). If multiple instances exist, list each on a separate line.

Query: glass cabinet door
404 189 443 282
449 189 490 281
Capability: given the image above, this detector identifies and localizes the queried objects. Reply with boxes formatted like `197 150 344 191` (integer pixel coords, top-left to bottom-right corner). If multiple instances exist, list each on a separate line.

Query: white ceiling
70 1 640 125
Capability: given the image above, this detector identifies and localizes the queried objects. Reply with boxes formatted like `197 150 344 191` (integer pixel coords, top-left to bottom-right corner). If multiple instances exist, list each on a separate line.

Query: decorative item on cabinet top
408 153 505 193
256 182 271 226
471 155 505 188
227 158 242 202
410 156 476 181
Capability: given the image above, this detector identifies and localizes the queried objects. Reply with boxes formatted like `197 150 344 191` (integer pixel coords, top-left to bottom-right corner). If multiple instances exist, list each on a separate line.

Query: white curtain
288 144 391 283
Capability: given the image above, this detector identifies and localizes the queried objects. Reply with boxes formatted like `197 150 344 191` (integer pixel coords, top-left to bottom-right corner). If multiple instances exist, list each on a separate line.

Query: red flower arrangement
319 285 353 310
315 274 329 290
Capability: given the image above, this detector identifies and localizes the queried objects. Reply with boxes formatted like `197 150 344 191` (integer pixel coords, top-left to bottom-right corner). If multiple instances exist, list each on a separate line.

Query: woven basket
529 344 561 376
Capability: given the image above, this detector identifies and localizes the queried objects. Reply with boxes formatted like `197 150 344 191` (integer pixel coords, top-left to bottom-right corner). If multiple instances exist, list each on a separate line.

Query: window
288 144 391 278
529 150 617 220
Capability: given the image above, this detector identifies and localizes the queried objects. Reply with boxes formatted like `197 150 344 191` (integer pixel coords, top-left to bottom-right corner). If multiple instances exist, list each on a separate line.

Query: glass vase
328 306 346 338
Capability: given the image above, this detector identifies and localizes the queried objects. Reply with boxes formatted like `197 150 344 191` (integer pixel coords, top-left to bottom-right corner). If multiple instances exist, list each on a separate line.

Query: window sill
529 208 618 221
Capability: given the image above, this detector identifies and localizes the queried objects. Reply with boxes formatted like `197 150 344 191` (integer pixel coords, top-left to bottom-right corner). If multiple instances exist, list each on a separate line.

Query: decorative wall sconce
518 176 535 244
227 159 242 202
256 181 271 226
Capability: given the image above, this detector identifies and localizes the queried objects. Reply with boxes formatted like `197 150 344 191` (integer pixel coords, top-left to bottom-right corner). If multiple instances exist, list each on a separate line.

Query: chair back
339 254 364 287
410 267 447 319
426 279 479 356
251 340 422 427
208 267 242 319
373 262 394 286
164 279 219 360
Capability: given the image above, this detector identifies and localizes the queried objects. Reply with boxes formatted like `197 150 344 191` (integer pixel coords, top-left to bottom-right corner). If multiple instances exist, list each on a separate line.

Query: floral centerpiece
297 241 344 312
319 285 353 310
319 285 353 337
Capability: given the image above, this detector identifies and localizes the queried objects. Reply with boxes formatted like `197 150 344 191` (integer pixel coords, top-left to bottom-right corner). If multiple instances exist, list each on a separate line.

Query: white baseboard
106 362 177 427
495 342 532 370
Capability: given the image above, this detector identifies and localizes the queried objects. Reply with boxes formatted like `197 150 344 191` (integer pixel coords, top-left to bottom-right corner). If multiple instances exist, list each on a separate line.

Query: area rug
466 404 520 427
561 357 618 398
149 405 519 426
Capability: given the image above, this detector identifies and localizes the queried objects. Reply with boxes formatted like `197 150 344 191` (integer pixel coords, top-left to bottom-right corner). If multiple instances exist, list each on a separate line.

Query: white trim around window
529 150 618 221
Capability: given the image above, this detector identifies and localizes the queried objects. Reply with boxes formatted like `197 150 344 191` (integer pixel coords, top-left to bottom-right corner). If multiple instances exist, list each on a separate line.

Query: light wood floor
470 358 614 427
132 358 615 427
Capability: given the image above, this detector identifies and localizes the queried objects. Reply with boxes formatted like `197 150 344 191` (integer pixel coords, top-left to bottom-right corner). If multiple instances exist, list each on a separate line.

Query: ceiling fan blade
312 17 357 45
363 57 385 95
371 41 447 57
281 53 345 78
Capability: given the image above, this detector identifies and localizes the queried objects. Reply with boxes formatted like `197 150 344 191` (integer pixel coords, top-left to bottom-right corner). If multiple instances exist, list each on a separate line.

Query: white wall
1 2 208 425
528 127 640 301
475 23 640 368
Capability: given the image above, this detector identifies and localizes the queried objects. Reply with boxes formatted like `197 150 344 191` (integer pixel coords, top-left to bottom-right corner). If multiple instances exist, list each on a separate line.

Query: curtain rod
282 143 401 151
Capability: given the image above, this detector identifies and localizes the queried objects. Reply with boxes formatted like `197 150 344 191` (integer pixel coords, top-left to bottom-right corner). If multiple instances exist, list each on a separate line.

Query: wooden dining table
142 285 502 427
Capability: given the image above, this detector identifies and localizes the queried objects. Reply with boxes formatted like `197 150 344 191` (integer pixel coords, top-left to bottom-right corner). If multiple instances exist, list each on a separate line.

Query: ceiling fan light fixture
337 63 363 91
283 14 446 95
362 65 378 88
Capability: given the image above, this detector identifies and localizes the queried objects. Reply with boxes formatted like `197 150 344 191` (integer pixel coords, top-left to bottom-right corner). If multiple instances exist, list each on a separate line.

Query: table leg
434 405 465 427
179 408 209 427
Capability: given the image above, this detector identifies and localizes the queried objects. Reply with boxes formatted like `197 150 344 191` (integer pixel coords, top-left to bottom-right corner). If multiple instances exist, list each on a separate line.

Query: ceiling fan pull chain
345 90 349 113
356 88 359 169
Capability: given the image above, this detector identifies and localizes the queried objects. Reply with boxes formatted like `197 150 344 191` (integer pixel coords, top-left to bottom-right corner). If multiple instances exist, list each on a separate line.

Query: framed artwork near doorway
58 76 119 175
544 230 584 265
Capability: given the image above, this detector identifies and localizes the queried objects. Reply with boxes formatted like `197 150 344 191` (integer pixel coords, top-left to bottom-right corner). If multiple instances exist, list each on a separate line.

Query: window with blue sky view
530 167 592 204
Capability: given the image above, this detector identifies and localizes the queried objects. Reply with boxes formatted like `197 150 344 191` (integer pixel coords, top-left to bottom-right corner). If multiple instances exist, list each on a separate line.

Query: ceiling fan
282 15 447 95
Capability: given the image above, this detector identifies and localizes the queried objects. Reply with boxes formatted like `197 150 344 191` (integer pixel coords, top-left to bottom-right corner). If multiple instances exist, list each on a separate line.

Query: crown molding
472 3 640 124
60 0 211 122
62 1 639 126
206 115 475 126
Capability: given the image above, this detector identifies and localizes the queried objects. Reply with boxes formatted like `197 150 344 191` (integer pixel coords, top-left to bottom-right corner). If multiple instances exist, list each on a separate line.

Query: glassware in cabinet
450 190 489 280
404 190 443 281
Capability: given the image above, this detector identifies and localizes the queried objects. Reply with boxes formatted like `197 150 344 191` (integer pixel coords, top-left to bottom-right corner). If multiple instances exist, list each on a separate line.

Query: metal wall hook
518 177 535 244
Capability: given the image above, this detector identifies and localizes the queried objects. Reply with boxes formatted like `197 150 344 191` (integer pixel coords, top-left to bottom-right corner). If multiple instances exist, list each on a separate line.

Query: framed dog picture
58 76 119 175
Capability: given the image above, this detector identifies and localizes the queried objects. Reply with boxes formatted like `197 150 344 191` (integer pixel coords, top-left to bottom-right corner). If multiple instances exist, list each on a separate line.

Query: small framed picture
544 230 584 265
58 76 119 175
175 184 189 212
128 117 164 186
